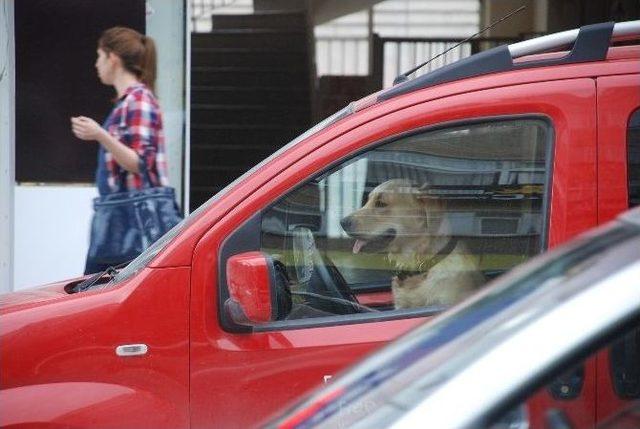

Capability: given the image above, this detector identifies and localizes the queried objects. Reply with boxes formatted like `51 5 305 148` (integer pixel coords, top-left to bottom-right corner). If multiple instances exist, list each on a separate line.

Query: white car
268 206 640 429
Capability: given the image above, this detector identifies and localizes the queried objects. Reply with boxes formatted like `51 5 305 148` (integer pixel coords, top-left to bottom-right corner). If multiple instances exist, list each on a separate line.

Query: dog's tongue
353 239 367 254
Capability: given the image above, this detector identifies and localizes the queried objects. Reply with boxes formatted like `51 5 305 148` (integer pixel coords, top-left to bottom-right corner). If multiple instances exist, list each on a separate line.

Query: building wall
481 0 639 37
480 0 541 38
192 0 254 32
194 0 480 79
315 0 479 40
315 0 480 86
546 0 640 32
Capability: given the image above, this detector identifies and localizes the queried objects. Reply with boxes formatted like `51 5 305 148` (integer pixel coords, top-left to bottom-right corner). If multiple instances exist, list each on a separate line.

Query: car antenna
393 5 527 85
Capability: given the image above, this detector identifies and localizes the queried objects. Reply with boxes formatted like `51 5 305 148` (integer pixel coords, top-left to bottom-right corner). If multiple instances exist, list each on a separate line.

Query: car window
629 108 640 208
257 117 552 321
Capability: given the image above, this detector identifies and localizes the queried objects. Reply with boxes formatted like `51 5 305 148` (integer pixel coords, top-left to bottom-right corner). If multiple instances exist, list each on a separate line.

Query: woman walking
71 27 178 275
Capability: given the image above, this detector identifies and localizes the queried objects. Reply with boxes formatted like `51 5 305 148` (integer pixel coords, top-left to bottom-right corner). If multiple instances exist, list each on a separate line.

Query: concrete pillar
147 0 187 212
533 0 548 33
0 0 15 293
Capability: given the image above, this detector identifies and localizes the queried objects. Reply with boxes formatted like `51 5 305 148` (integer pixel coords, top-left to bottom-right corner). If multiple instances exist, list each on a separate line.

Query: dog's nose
340 216 353 232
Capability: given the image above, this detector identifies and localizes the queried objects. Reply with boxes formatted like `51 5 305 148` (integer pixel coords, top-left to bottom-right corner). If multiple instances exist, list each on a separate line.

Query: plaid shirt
98 83 169 194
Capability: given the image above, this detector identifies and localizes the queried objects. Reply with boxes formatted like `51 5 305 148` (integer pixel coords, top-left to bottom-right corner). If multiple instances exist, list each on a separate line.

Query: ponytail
99 27 157 94
140 35 157 93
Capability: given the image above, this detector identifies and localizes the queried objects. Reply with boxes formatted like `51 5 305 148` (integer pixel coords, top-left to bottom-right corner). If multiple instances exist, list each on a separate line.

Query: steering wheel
292 226 360 314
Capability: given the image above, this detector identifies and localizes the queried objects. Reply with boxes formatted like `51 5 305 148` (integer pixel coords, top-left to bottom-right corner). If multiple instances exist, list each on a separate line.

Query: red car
1 21 639 429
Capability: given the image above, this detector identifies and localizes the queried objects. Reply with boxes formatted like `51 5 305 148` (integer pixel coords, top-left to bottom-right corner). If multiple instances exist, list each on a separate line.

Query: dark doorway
15 0 145 183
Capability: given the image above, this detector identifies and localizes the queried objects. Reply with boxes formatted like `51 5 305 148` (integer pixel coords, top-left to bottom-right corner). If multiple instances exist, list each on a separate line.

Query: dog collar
393 237 458 281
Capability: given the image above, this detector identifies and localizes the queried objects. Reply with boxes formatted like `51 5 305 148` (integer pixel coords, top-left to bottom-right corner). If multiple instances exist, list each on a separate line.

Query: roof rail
509 20 640 57
379 20 640 102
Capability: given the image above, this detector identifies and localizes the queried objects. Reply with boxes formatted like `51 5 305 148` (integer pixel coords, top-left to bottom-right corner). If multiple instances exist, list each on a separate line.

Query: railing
316 35 521 89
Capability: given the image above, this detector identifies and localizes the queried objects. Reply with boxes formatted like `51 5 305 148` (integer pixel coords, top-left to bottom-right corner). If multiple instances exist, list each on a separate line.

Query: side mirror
225 251 277 325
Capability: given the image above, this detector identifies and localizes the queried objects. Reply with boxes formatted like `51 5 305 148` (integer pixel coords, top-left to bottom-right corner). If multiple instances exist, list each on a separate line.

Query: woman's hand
71 115 140 173
71 116 106 141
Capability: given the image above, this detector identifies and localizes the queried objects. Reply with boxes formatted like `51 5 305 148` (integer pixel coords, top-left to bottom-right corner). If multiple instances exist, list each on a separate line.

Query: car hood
0 278 82 314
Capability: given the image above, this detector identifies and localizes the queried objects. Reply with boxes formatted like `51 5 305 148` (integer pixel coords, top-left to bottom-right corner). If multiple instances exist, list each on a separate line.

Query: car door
189 78 597 429
595 73 640 424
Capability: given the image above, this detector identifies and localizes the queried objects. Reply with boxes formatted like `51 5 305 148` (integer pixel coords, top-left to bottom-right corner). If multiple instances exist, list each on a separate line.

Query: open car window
257 116 553 321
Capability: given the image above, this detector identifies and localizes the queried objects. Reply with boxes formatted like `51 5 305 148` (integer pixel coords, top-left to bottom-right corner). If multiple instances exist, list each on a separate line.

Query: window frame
218 114 556 333
628 107 640 208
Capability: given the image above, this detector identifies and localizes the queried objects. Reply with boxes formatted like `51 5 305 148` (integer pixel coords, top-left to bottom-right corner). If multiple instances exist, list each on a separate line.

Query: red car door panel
596 73 640 423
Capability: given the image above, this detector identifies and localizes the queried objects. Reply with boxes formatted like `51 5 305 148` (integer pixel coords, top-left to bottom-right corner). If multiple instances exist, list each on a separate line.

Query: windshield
109 105 355 285
278 222 640 428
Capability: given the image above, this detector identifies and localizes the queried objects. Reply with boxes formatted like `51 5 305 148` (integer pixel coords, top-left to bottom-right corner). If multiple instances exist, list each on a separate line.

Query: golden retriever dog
340 179 484 309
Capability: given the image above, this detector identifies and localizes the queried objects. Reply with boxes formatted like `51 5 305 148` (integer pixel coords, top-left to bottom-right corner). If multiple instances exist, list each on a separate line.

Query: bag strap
137 156 155 189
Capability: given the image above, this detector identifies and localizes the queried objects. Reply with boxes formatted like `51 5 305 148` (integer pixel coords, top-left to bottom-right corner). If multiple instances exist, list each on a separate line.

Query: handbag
85 167 183 272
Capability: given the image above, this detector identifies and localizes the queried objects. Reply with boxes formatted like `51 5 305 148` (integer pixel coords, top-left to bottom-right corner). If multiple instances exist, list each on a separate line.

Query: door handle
115 344 148 357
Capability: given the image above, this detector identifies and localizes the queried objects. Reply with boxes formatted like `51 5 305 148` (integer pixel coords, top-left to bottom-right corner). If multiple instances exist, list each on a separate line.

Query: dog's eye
375 199 387 208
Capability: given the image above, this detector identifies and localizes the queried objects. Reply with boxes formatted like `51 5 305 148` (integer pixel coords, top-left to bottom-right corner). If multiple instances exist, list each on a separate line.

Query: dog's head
340 179 440 254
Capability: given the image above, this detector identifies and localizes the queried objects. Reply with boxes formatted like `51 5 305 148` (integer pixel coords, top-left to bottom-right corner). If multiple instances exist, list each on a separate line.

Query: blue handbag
85 170 183 274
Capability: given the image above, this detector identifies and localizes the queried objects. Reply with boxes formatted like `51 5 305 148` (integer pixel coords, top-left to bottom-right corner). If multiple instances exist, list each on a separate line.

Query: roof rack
379 20 640 102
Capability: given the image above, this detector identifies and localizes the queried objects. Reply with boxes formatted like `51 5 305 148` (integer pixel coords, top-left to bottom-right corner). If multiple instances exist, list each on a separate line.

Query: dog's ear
415 183 444 229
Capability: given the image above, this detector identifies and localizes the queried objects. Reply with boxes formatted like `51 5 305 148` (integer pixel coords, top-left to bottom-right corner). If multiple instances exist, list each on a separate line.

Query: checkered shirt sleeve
103 84 170 192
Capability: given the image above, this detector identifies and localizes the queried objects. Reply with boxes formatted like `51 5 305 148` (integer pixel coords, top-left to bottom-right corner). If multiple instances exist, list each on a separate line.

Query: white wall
0 0 15 294
13 186 96 289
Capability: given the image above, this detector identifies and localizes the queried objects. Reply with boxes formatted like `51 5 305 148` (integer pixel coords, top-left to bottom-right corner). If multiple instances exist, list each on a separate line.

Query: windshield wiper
73 260 131 293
